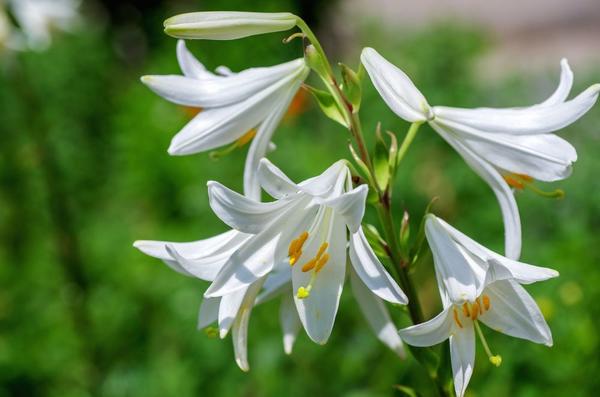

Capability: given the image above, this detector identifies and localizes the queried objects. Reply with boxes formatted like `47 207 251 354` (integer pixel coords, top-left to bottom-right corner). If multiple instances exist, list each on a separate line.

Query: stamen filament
453 308 463 328
524 183 565 199
474 321 502 367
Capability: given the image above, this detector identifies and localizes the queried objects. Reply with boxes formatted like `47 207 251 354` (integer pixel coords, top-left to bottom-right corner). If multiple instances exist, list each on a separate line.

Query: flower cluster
134 10 599 395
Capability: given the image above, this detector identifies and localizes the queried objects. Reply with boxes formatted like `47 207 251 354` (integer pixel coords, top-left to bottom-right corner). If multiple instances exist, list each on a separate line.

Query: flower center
296 241 330 299
452 294 502 367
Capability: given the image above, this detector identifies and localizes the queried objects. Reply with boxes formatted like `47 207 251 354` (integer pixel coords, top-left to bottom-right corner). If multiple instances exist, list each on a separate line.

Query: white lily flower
399 280 553 397
399 214 557 397
425 214 558 306
204 158 408 344
164 11 297 40
361 47 600 259
141 40 309 198
9 0 80 51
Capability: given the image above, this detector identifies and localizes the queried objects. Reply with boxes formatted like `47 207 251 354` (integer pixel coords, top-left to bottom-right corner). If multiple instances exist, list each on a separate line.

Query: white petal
205 198 318 297
538 58 573 107
350 268 405 358
257 158 301 199
231 278 264 372
207 181 292 233
198 297 220 329
164 11 297 40
280 293 301 354
298 160 349 197
218 287 247 338
398 306 453 347
244 67 308 199
450 324 475 397
349 228 407 304
133 230 248 278
425 216 487 303
438 119 577 182
167 66 306 155
293 210 346 344
480 280 553 346
322 185 368 233
433 84 600 136
431 122 521 260
176 39 210 79
432 216 559 284
360 47 430 122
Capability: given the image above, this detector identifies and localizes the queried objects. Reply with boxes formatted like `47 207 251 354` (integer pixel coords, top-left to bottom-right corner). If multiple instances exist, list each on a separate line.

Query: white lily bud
164 11 297 40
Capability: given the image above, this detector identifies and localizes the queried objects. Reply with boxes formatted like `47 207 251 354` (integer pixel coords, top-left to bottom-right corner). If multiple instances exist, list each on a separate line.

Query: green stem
396 122 423 167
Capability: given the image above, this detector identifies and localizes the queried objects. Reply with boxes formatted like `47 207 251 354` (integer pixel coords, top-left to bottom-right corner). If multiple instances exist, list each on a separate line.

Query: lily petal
176 39 210 79
431 122 522 260
538 58 573 107
350 268 405 358
164 11 297 40
425 215 487 303
450 324 475 397
322 185 368 233
218 287 247 338
298 160 349 197
280 293 301 354
433 84 600 136
398 306 453 347
198 296 220 329
257 158 301 199
231 278 264 372
293 211 346 344
361 47 430 122
349 228 407 304
480 280 553 346
207 181 293 233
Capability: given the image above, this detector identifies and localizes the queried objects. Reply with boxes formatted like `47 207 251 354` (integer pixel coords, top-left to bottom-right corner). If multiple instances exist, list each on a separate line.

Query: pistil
474 321 502 367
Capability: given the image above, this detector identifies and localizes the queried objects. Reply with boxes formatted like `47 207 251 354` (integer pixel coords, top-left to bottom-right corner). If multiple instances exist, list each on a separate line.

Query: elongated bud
304 44 330 78
164 12 298 40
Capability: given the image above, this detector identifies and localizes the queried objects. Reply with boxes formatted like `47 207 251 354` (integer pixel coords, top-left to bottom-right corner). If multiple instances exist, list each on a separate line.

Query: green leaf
305 85 349 127
373 124 391 191
409 196 439 265
393 385 421 397
338 62 362 112
407 345 441 379
304 44 329 79
399 210 410 256
387 130 399 176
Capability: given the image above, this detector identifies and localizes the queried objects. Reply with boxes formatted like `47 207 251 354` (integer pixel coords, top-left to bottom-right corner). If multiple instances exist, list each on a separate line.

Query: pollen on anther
462 303 470 317
315 253 330 273
482 295 491 311
503 175 524 190
471 302 480 320
301 258 318 272
316 242 328 259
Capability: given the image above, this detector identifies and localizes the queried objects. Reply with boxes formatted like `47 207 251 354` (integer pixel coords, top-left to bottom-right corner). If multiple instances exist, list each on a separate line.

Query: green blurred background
1 0 599 396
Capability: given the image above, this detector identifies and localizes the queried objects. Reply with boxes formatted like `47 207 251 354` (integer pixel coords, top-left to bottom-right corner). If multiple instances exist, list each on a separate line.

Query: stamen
474 321 502 368
482 295 491 311
471 301 480 320
315 253 330 273
462 303 470 317
524 183 565 199
453 308 463 328
316 242 329 259
288 231 309 266
503 175 524 190
301 258 318 273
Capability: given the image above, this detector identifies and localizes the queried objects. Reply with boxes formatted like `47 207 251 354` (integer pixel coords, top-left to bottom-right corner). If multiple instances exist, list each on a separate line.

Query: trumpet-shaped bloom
204 158 408 344
164 11 297 40
400 215 558 397
361 47 600 259
142 40 309 198
400 280 553 397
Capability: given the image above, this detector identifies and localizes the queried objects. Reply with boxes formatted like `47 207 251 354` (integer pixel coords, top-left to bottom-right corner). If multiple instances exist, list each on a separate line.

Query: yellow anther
515 173 533 183
288 231 309 266
301 258 318 273
471 302 480 321
462 303 470 317
315 253 330 273
235 128 257 147
489 355 502 367
316 242 329 259
453 308 463 329
503 175 524 190
289 253 301 266
297 286 310 299
482 295 491 311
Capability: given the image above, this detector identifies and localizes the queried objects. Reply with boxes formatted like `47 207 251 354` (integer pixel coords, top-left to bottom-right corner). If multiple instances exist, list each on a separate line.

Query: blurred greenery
0 1 599 396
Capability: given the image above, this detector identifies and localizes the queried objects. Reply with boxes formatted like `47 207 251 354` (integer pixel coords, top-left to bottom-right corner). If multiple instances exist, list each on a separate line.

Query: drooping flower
141 40 309 198
164 11 297 40
361 47 600 259
203 158 408 344
399 214 558 397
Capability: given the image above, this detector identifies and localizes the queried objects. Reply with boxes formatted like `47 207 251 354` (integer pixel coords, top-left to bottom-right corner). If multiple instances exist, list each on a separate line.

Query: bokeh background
1 0 599 396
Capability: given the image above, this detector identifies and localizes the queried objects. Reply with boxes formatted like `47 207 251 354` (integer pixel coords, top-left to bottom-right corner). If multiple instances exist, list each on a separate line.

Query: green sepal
338 62 362 112
305 85 349 127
